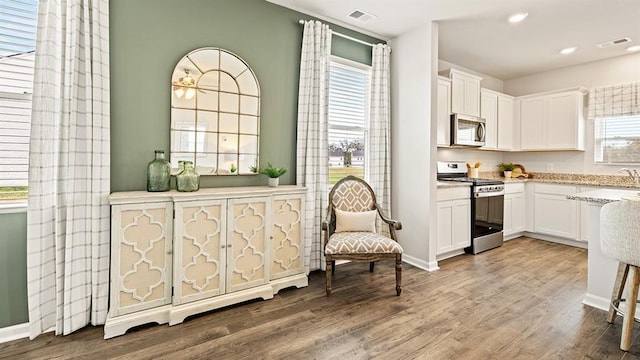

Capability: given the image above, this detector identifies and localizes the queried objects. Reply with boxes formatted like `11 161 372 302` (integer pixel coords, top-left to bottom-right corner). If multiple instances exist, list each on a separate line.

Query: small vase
177 161 199 192
147 150 171 192
503 170 512 179
268 177 279 187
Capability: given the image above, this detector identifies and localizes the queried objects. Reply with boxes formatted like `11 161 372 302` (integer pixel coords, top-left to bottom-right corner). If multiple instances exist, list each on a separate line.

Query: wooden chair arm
321 220 328 231
375 204 402 231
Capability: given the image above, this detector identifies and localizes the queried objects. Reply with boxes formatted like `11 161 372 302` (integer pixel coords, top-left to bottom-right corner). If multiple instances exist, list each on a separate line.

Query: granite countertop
567 189 640 204
478 171 640 189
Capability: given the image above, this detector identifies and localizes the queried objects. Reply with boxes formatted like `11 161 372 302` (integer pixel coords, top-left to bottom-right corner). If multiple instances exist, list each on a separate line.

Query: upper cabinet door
519 97 545 150
448 69 482 117
497 95 515 151
546 92 580 150
436 77 452 147
480 89 498 149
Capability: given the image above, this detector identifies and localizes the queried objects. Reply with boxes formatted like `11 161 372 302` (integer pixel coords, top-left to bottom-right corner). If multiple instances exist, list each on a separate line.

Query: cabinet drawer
505 182 525 194
535 183 577 195
437 187 471 201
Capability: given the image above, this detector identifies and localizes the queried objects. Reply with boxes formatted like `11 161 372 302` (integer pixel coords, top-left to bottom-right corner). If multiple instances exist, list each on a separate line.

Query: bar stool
601 200 640 351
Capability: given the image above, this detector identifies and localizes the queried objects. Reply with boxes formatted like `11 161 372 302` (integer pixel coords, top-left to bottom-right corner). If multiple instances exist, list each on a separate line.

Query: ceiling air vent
597 37 632 48
348 9 376 23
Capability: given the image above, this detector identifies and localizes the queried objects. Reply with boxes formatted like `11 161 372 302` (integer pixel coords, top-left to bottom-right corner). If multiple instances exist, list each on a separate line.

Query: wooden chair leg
609 262 630 324
369 261 375 273
326 257 333 296
621 266 640 351
331 260 336 275
396 254 402 296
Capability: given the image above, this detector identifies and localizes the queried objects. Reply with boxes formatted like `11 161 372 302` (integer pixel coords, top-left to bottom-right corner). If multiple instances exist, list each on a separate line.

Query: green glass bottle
176 161 199 192
147 150 171 192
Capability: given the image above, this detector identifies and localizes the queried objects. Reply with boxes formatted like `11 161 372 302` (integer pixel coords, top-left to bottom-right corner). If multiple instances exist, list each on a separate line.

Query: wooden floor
3 237 640 359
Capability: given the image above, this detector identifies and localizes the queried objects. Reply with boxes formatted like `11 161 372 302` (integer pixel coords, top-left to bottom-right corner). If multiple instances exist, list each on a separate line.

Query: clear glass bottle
176 161 199 192
147 150 171 192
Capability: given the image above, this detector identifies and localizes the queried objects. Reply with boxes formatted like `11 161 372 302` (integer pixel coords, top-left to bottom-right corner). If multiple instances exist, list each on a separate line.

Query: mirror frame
170 47 260 176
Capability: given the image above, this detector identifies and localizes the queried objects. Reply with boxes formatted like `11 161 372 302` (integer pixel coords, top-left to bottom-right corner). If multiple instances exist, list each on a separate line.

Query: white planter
503 170 512 179
268 177 279 187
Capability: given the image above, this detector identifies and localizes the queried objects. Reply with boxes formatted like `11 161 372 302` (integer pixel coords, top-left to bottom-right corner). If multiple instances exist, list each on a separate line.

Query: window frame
327 55 372 185
594 114 640 165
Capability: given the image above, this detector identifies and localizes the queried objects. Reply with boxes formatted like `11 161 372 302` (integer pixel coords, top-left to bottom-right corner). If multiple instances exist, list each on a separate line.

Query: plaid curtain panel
27 0 110 338
296 20 331 272
368 44 392 234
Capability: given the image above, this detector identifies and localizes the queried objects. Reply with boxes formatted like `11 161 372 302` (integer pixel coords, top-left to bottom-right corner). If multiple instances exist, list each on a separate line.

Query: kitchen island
568 189 640 313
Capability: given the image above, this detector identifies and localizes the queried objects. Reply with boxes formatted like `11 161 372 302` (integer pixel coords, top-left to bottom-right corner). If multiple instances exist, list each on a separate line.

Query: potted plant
260 162 287 187
497 162 515 178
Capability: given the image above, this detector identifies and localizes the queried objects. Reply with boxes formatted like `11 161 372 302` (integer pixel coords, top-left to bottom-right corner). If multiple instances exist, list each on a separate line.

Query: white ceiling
266 0 640 80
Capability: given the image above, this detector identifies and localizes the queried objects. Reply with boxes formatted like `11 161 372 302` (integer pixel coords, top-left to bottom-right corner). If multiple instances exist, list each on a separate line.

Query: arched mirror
171 47 260 175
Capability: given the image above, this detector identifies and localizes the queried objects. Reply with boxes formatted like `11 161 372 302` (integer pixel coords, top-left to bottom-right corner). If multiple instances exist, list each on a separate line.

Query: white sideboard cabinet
105 186 307 339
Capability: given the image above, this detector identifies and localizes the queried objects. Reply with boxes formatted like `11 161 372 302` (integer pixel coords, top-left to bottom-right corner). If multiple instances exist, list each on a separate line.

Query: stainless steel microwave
450 113 486 147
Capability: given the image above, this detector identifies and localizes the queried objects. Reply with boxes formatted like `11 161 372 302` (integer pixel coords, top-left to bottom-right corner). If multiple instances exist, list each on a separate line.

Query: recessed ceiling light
508 12 528 23
560 47 577 55
627 45 640 52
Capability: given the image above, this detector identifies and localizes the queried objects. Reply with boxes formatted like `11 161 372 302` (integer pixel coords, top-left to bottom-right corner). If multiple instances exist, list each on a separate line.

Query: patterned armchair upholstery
321 175 403 296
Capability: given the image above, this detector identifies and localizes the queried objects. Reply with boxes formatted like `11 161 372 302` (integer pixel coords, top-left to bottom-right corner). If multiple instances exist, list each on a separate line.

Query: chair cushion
335 209 377 233
325 232 403 255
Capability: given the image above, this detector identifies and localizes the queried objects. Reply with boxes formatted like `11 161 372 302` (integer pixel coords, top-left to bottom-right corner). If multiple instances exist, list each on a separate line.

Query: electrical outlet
547 163 554 171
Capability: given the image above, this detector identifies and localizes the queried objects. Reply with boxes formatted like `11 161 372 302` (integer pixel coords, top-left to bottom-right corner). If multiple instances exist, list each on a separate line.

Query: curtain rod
298 19 374 48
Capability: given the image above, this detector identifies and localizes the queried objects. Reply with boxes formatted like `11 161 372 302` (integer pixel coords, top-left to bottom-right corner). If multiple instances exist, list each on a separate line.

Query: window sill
0 200 27 214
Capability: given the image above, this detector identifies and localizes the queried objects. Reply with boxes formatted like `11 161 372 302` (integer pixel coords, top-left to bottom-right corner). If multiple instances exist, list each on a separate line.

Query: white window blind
327 58 370 184
0 0 37 191
590 82 640 164
594 115 640 164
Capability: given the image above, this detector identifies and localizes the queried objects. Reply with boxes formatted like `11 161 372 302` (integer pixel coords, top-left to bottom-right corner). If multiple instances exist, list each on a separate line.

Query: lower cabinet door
173 200 226 305
437 199 470 255
271 194 305 280
110 202 173 316
227 197 271 293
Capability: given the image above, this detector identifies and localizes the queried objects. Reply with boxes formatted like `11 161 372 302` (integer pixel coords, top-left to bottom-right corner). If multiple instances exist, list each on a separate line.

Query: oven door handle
474 191 505 198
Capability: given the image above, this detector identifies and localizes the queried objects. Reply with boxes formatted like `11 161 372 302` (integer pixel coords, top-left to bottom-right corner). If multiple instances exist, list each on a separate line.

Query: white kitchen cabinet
534 183 579 239
519 97 545 150
436 76 452 147
503 182 525 239
480 89 498 150
519 88 586 151
436 187 471 256
445 69 482 117
497 94 515 151
104 187 308 339
481 89 515 151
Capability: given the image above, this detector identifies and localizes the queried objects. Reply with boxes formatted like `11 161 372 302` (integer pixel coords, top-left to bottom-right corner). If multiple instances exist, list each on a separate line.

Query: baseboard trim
583 293 610 312
403 254 439 272
523 232 587 249
0 323 29 344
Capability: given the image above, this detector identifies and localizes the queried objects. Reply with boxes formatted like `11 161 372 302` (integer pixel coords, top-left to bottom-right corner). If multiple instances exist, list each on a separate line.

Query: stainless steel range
437 161 505 254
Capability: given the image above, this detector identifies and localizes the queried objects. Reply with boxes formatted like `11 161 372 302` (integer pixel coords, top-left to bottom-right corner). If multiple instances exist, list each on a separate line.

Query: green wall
110 0 380 192
0 0 382 329
0 212 28 328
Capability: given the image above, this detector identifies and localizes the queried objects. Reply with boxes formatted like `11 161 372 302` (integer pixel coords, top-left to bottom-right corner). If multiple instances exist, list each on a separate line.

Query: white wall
504 52 640 96
391 22 439 271
501 52 640 175
437 148 504 174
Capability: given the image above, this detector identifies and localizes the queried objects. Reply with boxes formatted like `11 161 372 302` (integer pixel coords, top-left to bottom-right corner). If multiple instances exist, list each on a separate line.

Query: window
595 115 640 164
327 57 370 185
0 0 38 200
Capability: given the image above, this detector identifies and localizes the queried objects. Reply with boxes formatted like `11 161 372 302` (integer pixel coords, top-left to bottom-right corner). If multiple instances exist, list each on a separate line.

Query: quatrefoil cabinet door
226 197 271 293
173 199 227 305
271 194 305 280
110 202 174 316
